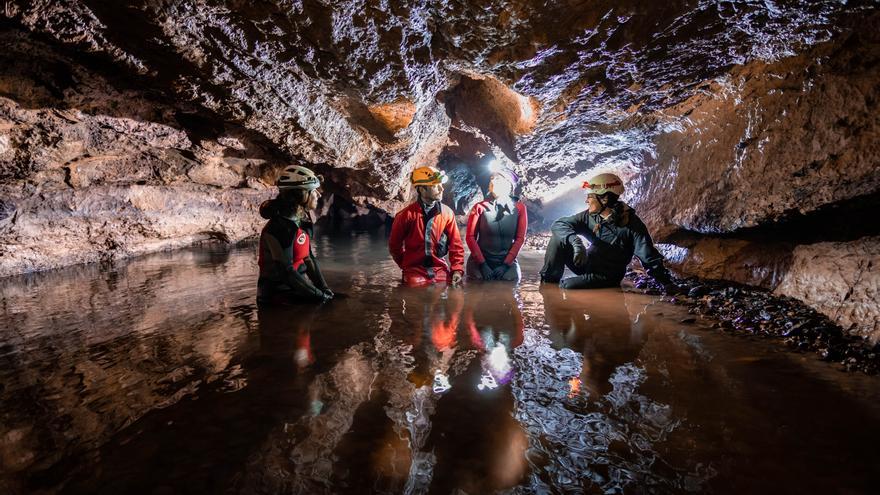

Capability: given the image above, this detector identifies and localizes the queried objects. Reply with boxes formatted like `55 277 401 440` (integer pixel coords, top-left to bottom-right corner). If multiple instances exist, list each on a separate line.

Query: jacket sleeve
550 210 589 246
388 209 407 268
446 213 465 273
630 216 671 284
504 201 528 265
287 265 325 297
465 203 485 264
305 257 329 291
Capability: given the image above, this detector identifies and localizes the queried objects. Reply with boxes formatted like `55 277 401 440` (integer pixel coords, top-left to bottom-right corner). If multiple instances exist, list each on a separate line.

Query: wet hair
280 188 311 206
597 192 619 207
261 189 312 219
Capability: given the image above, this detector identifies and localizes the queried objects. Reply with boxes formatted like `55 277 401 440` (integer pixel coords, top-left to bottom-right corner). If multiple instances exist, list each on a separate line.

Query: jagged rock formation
1 1 878 338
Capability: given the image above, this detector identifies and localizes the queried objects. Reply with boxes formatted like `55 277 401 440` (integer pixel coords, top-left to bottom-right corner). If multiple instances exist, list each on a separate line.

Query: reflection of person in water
256 304 322 378
426 287 529 493
540 286 646 397
463 288 525 388
392 286 465 386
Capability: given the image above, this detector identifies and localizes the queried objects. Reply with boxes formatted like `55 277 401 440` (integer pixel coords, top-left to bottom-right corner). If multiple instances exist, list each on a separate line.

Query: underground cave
1 1 879 494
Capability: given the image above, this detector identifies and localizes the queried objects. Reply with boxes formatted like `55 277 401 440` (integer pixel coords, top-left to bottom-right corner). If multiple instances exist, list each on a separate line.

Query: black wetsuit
540 203 671 289
257 215 329 304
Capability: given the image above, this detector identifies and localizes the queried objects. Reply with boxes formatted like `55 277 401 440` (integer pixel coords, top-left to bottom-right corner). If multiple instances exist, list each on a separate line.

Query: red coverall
388 201 465 287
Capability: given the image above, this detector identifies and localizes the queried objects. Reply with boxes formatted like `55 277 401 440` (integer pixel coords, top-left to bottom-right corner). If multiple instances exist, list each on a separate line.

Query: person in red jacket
465 164 528 281
388 166 465 287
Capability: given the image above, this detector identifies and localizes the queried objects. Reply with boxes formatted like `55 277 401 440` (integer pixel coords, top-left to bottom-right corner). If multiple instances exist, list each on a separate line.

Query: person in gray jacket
539 173 677 292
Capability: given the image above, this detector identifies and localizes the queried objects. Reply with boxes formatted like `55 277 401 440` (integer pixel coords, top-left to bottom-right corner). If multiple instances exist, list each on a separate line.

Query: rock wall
0 30 278 277
775 237 879 342
634 17 880 342
634 18 880 237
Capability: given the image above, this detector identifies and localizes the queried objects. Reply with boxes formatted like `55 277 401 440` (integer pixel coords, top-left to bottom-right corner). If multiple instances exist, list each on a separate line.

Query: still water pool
1 233 879 494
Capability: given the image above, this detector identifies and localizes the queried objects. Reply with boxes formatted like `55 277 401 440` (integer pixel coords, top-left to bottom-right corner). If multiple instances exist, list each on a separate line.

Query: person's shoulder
469 200 491 214
395 202 420 216
440 203 457 217
556 209 589 222
264 216 293 237
621 205 647 229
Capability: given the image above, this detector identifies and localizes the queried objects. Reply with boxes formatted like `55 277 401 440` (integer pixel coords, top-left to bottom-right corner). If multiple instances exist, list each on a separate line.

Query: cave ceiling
2 0 876 211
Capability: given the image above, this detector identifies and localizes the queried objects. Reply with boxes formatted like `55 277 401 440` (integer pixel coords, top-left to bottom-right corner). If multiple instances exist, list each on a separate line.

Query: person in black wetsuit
465 165 528 282
540 173 678 292
257 165 334 305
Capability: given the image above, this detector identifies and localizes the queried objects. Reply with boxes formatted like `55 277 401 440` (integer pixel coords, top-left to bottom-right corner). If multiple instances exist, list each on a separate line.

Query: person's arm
387 209 408 268
287 264 326 298
303 225 330 292
465 203 486 264
550 210 589 247
305 257 330 291
447 214 465 274
263 229 325 298
503 202 529 265
630 217 672 285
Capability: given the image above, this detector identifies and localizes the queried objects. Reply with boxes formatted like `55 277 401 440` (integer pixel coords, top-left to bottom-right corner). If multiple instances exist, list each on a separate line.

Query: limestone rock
775 236 880 342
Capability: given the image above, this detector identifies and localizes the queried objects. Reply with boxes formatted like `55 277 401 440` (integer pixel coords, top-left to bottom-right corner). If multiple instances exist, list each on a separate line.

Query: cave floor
1 233 879 494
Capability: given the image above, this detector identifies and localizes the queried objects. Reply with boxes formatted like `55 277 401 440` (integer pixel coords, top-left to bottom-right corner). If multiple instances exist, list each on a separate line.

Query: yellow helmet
582 173 624 196
410 166 448 186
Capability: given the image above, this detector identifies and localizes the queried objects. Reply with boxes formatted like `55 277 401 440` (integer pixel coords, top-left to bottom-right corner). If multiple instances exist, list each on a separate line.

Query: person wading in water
257 165 334 305
465 163 528 282
388 165 465 287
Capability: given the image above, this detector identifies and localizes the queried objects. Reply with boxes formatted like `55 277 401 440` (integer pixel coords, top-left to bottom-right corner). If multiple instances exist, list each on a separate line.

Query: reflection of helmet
582 173 624 196
411 166 448 186
277 165 321 190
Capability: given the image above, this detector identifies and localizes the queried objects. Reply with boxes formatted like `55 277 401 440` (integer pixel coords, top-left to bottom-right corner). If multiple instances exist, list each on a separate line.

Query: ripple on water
2 239 880 495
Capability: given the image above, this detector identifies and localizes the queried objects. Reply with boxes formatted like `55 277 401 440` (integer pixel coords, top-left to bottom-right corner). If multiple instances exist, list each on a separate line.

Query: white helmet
582 173 624 196
276 165 321 191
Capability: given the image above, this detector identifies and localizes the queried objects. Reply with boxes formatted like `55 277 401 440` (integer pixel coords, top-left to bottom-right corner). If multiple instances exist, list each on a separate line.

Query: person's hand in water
490 264 509 280
451 271 463 287
479 263 494 281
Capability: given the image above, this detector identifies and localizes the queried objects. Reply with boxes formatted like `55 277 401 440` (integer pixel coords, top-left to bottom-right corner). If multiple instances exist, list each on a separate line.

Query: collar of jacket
590 202 631 227
419 200 441 218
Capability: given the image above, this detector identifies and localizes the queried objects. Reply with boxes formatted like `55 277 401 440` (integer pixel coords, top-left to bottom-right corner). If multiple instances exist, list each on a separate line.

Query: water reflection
511 288 706 493
2 240 880 494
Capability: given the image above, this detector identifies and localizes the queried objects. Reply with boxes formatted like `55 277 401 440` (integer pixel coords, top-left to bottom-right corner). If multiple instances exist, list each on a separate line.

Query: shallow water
1 233 879 494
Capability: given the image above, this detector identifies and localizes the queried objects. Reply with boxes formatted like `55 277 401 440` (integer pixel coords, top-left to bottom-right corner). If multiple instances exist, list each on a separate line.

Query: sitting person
257 165 334 305
465 164 527 282
539 173 676 292
388 165 465 287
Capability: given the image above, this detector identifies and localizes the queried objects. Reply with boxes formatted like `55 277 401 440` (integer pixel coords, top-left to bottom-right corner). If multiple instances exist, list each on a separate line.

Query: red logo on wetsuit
297 232 307 245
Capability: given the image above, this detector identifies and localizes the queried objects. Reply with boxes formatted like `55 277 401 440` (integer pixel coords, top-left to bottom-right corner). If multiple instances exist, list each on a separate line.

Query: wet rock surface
628 271 880 375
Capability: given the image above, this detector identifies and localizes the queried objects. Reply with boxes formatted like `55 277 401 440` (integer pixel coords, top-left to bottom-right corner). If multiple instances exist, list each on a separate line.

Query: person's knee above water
465 163 528 282
257 165 335 305
388 165 465 287
539 173 676 292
